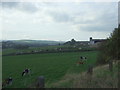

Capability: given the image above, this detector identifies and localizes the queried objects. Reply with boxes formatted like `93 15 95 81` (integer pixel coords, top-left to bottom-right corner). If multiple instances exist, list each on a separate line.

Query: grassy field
49 62 118 88
2 44 93 56
2 45 71 55
2 51 98 88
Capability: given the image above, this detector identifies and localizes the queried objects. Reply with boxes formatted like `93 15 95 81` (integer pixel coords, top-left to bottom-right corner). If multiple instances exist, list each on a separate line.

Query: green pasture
2 51 98 88
2 45 71 55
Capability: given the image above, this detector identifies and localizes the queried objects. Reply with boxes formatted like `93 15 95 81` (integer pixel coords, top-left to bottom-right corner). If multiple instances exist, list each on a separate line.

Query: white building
89 37 106 45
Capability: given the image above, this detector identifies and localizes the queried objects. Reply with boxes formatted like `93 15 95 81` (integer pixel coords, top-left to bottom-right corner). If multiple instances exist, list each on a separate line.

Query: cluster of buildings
65 37 107 47
89 37 106 45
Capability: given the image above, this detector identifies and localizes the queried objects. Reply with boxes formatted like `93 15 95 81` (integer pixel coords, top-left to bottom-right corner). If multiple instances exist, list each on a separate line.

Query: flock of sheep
2 68 31 88
2 56 87 88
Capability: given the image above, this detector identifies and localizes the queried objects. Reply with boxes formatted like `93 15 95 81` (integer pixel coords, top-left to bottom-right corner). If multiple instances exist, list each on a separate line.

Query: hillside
2 40 65 49
47 61 119 88
3 40 64 45
12 40 65 45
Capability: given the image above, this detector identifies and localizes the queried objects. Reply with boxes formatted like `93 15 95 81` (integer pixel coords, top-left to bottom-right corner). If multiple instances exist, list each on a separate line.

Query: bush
97 25 120 65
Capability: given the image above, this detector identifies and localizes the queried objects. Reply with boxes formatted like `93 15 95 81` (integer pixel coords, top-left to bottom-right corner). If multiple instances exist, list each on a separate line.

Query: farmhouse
89 37 106 45
64 39 89 46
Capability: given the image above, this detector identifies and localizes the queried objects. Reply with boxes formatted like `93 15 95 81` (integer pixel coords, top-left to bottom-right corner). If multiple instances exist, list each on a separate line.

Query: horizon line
1 37 107 42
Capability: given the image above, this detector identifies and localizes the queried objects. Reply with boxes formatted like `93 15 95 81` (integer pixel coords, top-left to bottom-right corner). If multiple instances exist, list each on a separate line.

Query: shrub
97 25 120 65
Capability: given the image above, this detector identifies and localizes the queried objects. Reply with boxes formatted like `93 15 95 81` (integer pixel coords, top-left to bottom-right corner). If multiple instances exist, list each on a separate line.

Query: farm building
89 37 106 45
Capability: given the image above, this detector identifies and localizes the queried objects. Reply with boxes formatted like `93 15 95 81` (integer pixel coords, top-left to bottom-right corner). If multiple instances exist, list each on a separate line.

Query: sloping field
2 51 98 88
49 61 118 88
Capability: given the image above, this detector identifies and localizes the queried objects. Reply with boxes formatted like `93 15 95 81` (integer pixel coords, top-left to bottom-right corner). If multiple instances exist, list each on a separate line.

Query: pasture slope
49 62 118 88
2 51 98 88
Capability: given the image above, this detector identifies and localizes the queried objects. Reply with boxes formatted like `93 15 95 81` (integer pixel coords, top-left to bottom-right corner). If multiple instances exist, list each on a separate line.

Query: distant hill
2 40 65 48
12 40 65 45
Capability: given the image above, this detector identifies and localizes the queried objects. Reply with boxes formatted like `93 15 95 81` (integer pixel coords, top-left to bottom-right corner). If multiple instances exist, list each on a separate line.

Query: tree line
97 25 120 64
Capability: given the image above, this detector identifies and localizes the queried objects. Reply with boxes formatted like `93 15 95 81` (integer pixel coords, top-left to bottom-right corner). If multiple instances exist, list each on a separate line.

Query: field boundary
2 50 97 56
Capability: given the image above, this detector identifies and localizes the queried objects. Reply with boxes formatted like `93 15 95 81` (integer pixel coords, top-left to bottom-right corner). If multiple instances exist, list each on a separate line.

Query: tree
71 39 76 45
97 26 120 65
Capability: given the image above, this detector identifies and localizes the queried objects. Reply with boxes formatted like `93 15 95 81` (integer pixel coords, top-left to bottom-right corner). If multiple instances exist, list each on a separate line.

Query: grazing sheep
76 56 87 66
80 56 87 61
8 77 13 85
2 77 13 87
22 68 31 76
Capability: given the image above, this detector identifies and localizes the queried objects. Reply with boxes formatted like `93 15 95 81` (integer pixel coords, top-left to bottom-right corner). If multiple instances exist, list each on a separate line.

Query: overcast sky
0 1 118 41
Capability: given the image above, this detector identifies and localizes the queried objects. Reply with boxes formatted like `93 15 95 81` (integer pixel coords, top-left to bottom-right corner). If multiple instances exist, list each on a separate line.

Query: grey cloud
1 2 19 8
19 2 39 13
79 24 115 32
72 17 96 25
48 11 73 22
76 15 117 32
73 4 117 32
73 11 117 32
1 2 117 32
1 2 39 13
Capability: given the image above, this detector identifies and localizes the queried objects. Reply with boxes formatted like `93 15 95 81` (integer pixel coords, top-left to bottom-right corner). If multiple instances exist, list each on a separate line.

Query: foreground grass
48 61 118 88
2 51 98 88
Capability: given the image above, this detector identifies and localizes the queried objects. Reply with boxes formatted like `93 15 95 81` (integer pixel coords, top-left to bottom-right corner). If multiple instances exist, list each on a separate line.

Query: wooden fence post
109 60 113 72
87 65 93 75
87 65 93 82
36 76 45 88
118 61 120 88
